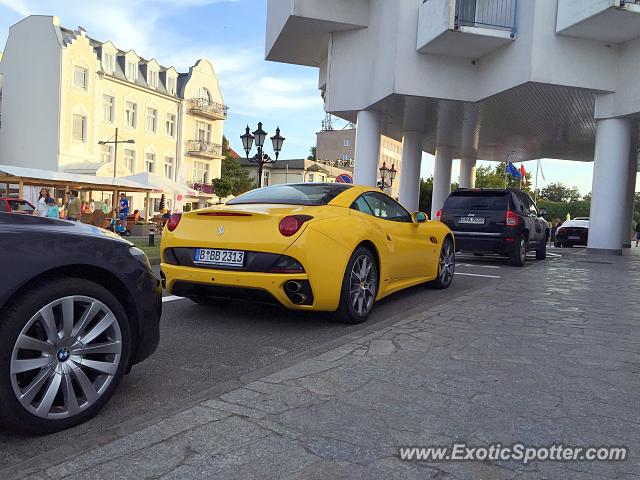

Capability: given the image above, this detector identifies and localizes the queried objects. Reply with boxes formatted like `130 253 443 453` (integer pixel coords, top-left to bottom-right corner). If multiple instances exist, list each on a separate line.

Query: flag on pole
520 164 527 187
537 160 546 181
505 162 521 178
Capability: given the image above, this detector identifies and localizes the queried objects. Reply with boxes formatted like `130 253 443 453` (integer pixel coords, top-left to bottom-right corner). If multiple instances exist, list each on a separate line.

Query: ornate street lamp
378 162 398 191
242 122 285 188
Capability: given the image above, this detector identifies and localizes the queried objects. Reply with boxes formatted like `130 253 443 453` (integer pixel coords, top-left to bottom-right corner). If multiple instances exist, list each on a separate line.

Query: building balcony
187 140 223 159
187 182 215 195
557 0 640 43
417 0 518 58
189 98 228 120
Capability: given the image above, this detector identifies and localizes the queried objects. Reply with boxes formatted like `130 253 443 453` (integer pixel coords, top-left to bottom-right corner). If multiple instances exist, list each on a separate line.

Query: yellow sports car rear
161 184 454 323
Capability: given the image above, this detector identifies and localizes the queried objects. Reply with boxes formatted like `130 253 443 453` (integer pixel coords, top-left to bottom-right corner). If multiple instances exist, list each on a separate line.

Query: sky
0 0 606 195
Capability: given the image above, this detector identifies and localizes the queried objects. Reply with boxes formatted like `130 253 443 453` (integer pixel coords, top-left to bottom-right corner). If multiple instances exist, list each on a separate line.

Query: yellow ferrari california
161 184 454 323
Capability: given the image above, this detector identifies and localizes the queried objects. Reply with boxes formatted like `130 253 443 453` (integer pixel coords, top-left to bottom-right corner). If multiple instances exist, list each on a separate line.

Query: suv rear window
227 184 352 206
444 192 509 210
8 200 34 212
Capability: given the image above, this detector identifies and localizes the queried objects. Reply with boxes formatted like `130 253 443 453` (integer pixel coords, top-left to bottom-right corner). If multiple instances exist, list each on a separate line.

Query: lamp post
241 123 285 188
98 127 135 179
378 162 398 191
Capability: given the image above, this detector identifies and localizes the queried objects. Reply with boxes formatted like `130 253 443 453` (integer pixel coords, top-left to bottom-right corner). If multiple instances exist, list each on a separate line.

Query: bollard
148 232 154 246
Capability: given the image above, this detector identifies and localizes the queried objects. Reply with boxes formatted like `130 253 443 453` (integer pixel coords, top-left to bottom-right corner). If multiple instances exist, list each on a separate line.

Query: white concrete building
266 0 640 254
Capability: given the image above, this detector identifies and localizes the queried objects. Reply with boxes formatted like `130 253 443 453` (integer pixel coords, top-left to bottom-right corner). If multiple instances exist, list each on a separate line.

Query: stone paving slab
11 251 640 479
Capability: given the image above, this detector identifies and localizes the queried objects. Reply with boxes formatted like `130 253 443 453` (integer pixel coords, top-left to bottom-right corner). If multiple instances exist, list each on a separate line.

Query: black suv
438 188 549 266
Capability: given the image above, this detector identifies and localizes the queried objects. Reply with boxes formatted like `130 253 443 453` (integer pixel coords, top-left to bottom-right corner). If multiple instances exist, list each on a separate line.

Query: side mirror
539 208 548 218
413 211 428 223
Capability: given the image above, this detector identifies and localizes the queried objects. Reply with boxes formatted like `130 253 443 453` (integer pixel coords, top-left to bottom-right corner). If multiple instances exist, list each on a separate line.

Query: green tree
218 136 254 196
418 177 433 214
540 182 581 203
307 146 317 160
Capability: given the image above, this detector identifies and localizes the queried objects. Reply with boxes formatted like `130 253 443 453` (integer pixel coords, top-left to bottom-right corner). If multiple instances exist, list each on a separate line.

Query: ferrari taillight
278 215 313 237
166 213 182 232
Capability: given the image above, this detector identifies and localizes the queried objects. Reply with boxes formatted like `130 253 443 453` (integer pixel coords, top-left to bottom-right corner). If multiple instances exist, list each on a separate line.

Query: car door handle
386 234 392 241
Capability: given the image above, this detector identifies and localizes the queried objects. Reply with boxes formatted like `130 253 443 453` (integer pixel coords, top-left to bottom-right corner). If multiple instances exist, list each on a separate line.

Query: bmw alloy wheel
349 254 377 316
10 296 122 420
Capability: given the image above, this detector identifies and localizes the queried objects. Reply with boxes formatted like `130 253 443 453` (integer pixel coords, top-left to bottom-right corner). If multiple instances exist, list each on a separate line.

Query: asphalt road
0 249 564 474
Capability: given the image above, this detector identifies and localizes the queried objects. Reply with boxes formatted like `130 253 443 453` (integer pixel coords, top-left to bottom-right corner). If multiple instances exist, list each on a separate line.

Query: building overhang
557 0 640 43
265 0 369 67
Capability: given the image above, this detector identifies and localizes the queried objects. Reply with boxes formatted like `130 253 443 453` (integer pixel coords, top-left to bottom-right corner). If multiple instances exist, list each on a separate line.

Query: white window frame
100 144 113 163
123 148 136 173
165 113 176 138
102 52 115 75
73 66 88 90
147 69 159 89
102 94 115 123
196 121 212 143
145 152 156 174
192 161 209 184
146 106 158 134
126 61 138 82
125 101 138 129
164 156 175 179
166 76 176 95
344 138 351 147
72 114 87 142
307 173 315 183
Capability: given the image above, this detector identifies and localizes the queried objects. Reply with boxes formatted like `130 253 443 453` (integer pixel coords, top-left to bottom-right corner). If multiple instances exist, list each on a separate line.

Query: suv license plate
194 248 245 267
458 217 485 225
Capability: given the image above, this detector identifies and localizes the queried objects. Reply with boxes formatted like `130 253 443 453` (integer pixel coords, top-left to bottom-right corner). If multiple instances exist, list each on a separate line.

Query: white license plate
458 217 485 225
194 248 245 267
568 235 581 240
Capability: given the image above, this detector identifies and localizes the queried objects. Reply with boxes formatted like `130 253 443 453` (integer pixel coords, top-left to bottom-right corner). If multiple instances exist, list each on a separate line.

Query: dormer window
167 76 176 95
126 61 138 82
102 52 115 75
148 69 159 89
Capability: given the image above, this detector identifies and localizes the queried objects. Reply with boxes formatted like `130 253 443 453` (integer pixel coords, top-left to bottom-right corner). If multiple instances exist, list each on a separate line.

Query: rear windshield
227 184 352 206
8 200 34 212
444 192 509 210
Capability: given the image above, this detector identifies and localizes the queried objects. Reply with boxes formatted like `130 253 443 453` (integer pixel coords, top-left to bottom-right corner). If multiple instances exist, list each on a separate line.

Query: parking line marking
455 272 501 279
162 295 184 303
458 263 501 269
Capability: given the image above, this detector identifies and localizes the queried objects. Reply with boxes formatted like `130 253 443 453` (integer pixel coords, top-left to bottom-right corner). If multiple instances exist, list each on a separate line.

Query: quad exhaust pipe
285 280 303 293
290 292 307 305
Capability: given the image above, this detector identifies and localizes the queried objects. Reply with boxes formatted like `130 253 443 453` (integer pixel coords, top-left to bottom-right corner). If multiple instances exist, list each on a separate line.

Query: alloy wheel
519 238 526 263
10 296 122 420
439 241 455 285
349 254 377 316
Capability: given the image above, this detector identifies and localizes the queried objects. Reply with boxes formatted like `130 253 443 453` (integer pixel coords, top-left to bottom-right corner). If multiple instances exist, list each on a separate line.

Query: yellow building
0 15 226 213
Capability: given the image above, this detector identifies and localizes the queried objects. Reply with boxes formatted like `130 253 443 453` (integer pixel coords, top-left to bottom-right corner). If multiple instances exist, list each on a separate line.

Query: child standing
46 197 60 219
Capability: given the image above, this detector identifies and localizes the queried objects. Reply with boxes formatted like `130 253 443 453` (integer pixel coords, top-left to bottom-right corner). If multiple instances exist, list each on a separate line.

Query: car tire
334 246 378 324
429 238 455 289
536 238 547 260
510 235 527 267
554 241 562 248
0 278 131 434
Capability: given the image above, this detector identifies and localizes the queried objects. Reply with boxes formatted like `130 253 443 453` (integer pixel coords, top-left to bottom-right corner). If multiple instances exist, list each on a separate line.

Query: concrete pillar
622 144 637 248
587 118 633 254
431 145 455 219
398 131 423 213
459 156 477 189
353 110 381 186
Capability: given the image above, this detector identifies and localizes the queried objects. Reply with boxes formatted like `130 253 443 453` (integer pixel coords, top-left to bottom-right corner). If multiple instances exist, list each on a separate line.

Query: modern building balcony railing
189 98 228 120
556 0 640 44
453 0 518 37
187 181 215 195
187 140 223 158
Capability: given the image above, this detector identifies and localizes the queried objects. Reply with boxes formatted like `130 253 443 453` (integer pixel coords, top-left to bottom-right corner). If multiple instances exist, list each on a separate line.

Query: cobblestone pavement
12 250 640 479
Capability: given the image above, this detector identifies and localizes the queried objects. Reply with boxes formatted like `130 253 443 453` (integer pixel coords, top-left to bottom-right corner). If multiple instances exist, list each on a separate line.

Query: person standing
635 222 640 247
45 197 60 219
33 188 50 217
65 190 81 221
118 193 130 223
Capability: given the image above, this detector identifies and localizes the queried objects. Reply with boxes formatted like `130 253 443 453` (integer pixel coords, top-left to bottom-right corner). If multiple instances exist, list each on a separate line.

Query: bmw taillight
166 213 182 232
557 228 565 235
278 215 313 237
506 210 519 227
436 209 442 220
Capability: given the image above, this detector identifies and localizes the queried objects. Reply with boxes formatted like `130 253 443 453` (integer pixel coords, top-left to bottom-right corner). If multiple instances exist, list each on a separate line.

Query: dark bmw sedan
555 219 589 247
0 213 161 434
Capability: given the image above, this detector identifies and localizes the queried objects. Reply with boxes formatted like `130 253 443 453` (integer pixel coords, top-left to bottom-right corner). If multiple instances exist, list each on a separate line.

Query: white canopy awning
122 172 197 196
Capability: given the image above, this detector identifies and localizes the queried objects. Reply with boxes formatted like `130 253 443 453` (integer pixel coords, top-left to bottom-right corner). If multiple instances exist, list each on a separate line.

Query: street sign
336 173 353 184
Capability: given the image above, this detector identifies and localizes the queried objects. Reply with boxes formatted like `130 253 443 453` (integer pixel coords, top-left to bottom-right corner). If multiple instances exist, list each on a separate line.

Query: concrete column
431 145 455 219
398 131 423 213
622 145 637 248
587 118 633 254
459 156 477 189
353 110 381 186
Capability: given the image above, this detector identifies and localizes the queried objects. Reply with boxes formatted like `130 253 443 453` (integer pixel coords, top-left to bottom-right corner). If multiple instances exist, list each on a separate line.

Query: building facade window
344 138 351 147
125 101 137 128
165 113 176 137
196 121 211 142
102 94 115 123
145 152 156 173
193 161 209 184
147 69 159 89
342 153 350 161
100 144 113 163
126 61 137 82
102 52 115 75
263 171 270 187
72 114 87 142
123 148 136 173
73 66 88 90
164 156 174 179
196 87 211 102
307 173 315 182
146 107 158 133
167 76 176 95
